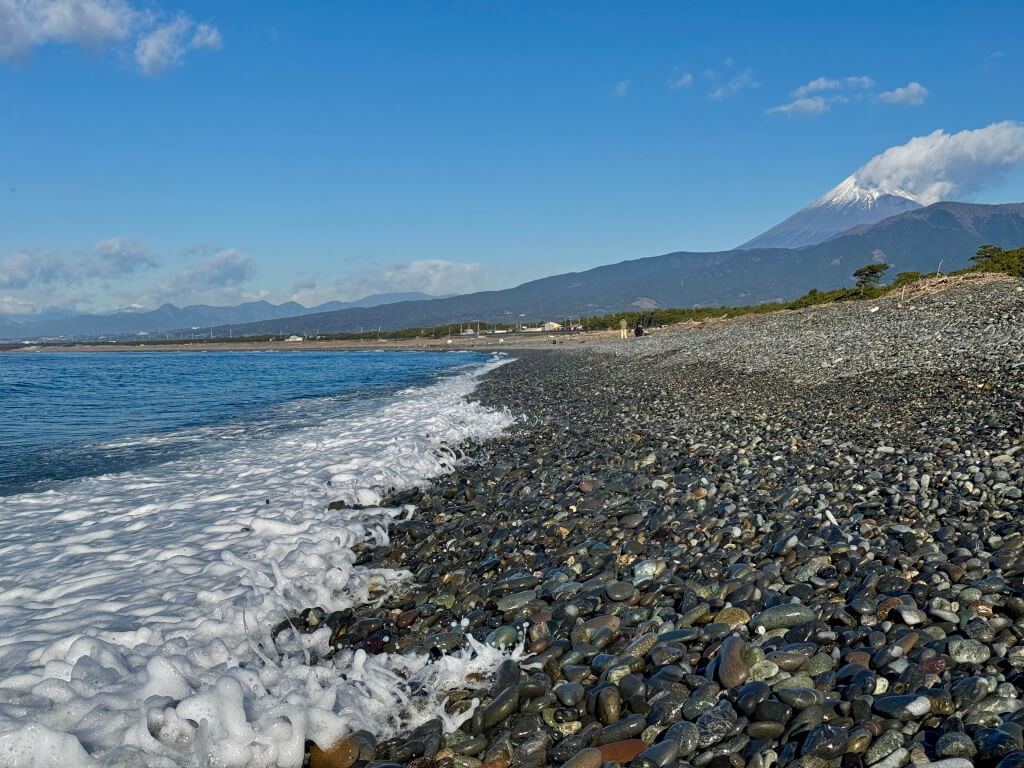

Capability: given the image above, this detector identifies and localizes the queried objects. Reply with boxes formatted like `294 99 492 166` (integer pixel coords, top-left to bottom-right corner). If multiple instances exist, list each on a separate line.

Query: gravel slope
296 276 1024 768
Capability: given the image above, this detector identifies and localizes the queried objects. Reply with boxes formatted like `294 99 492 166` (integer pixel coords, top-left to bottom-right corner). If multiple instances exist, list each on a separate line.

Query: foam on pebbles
286 280 1024 768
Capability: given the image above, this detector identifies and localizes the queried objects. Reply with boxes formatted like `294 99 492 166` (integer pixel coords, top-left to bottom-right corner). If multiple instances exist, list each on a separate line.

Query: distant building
542 321 563 331
285 335 304 342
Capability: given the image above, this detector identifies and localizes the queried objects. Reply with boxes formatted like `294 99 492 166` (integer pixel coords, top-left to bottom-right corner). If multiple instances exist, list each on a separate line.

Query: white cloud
91 237 159 275
190 22 220 50
844 76 875 90
670 72 692 89
792 77 840 98
0 0 220 75
372 260 490 296
0 0 135 58
143 249 255 304
610 80 629 98
855 121 1024 204
0 295 39 315
767 96 829 115
878 81 928 105
0 249 66 289
134 12 220 76
0 237 159 294
770 75 876 116
709 68 756 100
291 259 498 305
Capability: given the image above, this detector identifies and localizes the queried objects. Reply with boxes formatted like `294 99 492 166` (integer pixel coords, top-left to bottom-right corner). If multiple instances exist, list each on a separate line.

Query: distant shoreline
8 331 620 353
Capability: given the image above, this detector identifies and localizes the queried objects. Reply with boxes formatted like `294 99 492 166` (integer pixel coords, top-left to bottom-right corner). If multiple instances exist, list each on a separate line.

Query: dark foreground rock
293 279 1024 768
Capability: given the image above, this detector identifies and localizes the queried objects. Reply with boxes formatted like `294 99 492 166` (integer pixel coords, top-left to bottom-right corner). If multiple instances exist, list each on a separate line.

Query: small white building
285 335 304 342
542 321 563 331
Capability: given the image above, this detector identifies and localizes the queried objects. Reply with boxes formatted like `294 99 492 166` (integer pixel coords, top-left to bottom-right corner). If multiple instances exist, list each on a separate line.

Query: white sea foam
0 355 517 767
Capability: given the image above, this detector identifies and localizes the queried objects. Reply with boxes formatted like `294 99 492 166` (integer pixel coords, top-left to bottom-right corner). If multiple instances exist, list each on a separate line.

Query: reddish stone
598 739 648 764
310 737 359 768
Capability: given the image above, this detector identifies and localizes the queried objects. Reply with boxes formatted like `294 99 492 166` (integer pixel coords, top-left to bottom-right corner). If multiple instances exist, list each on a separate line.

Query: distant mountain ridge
739 175 924 249
184 201 1024 338
0 292 448 339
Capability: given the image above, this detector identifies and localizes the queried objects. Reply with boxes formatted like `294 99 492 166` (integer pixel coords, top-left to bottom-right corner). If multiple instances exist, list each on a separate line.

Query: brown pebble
310 737 359 768
845 651 871 668
876 597 902 620
396 608 420 628
598 739 648 763
558 748 603 768
717 633 748 688
922 656 946 674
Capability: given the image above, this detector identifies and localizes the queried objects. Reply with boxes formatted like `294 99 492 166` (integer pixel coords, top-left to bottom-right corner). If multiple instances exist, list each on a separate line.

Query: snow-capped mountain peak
810 175 920 210
738 174 925 249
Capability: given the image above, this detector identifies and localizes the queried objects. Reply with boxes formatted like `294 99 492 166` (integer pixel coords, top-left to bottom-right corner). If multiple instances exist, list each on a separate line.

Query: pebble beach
284 275 1024 768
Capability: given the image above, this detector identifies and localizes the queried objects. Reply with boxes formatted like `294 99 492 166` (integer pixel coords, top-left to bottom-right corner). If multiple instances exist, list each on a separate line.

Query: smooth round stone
597 739 648 763
870 749 911 768
606 582 634 602
594 714 647 745
695 700 737 748
864 730 905 764
633 560 659 581
845 726 873 754
496 590 536 612
801 724 848 760
486 625 519 649
714 607 751 629
735 681 771 716
891 605 927 625
748 660 780 682
716 634 748 689
629 739 679 768
993 753 1024 768
661 721 700 757
746 721 785 740
558 748 604 768
975 728 1023 763
872 694 931 720
949 638 992 665
753 699 792 725
597 686 622 725
751 604 816 632
477 686 519 731
623 633 658 659
310 737 359 768
935 732 977 759
775 687 824 710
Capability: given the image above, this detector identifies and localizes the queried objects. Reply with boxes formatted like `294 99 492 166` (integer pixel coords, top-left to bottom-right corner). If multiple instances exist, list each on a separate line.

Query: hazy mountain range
4 186 1023 341
0 292 448 340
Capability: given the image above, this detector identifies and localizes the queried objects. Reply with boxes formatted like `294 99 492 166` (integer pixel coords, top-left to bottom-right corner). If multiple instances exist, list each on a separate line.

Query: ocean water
0 350 518 767
0 350 492 495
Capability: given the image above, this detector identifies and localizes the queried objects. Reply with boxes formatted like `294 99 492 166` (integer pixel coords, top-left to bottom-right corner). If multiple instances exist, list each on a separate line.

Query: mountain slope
739 175 923 249
195 202 1024 337
1 292 446 339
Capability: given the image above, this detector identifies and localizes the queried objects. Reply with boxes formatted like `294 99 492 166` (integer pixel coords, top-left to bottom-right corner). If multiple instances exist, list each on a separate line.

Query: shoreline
7 332 618 353
292 277 1024 768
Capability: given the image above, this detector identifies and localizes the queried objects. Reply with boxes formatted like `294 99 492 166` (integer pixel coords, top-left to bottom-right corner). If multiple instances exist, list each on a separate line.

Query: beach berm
289 276 1024 768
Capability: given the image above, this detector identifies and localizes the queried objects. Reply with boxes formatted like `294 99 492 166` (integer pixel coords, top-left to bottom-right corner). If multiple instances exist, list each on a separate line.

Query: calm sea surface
0 350 484 495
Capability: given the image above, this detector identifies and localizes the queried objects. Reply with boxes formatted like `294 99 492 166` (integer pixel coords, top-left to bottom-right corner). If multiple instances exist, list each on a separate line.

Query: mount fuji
738 175 923 249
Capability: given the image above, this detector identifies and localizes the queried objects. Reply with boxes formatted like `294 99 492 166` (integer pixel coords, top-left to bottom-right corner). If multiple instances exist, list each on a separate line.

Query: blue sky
1 0 1023 314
